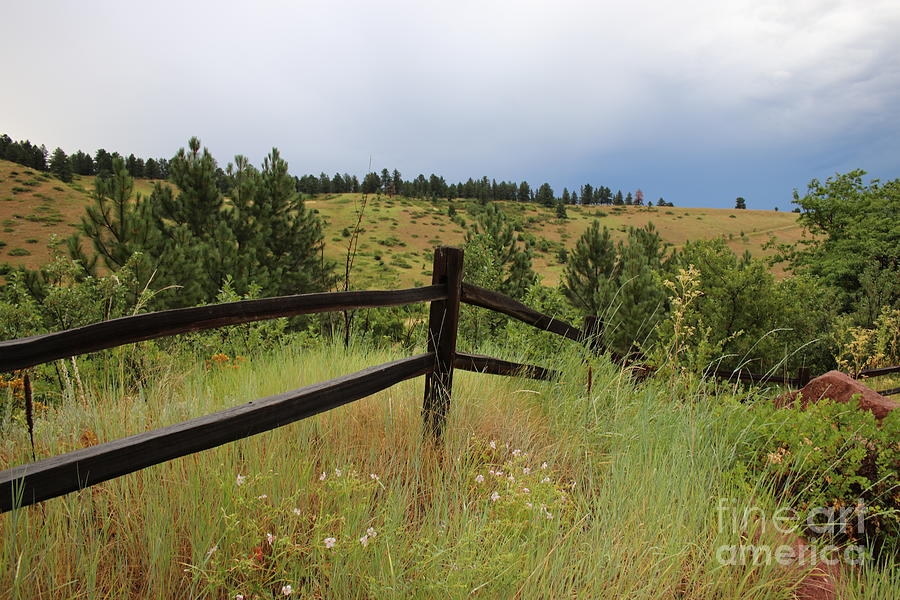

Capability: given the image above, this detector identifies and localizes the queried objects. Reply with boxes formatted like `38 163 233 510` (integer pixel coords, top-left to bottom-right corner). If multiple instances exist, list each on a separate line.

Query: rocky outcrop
777 370 897 421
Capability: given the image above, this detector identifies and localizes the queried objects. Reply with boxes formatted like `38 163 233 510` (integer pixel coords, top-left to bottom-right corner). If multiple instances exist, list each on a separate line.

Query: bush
721 397 900 556
8 247 30 256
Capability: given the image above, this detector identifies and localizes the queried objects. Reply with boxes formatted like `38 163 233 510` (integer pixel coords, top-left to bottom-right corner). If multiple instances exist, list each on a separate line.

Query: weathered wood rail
1 245 897 512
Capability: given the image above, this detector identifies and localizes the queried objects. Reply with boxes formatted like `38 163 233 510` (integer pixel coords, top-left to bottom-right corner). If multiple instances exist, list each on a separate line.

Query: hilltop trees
735 197 747 209
49 147 73 182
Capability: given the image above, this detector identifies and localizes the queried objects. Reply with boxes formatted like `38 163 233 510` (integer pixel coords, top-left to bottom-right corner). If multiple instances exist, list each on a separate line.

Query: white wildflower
523 467 531 475
489 440 496 449
266 532 275 546
319 472 326 481
235 474 246 486
522 487 530 494
541 477 551 484
281 584 293 595
491 491 500 502
334 468 342 477
512 449 522 457
541 462 548 470
359 534 369 547
293 507 302 516
475 474 485 483
257 494 268 500
367 527 377 537
324 537 336 548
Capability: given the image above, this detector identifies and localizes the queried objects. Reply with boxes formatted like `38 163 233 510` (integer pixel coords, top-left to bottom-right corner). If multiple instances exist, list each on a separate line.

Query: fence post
797 367 811 388
423 246 464 440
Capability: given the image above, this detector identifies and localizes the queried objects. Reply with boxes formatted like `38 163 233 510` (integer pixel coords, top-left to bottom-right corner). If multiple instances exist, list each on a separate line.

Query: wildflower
522 487 530 494
319 472 326 481
526 502 533 508
475 474 485 483
281 584 293 595
489 440 496 449
236 595 245 600
293 507 302 516
366 527 377 537
513 449 522 457
334 468 342 477
205 545 218 560
507 475 516 483
491 491 500 502
545 511 554 520
235 474 246 486
360 534 369 547
523 467 531 475
267 532 275 546
569 480 577 489
258 494 268 500
488 469 496 476
541 462 548 470
495 470 504 477
324 537 336 548
541 477 551 484
370 473 379 481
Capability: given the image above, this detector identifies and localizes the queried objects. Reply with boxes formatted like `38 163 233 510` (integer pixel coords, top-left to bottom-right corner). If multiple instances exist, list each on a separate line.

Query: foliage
669 238 836 373
562 220 669 355
71 138 335 309
720 397 900 556
465 203 537 301
778 170 900 319
833 307 900 375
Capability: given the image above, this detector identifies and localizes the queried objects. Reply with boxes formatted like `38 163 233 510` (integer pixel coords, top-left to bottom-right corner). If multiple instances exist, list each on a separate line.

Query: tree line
296 168 674 208
2 132 675 210
1 133 171 183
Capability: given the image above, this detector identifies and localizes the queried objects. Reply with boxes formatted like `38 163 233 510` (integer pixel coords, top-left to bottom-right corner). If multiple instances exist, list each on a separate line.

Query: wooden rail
858 365 900 378
1 245 897 513
0 286 446 372
455 352 559 381
0 354 434 512
461 282 583 342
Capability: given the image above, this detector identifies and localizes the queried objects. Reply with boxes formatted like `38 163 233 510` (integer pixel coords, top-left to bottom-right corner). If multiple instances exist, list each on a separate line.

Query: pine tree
49 147 73 182
466 203 536 299
535 183 555 206
562 220 618 317
735 197 747 209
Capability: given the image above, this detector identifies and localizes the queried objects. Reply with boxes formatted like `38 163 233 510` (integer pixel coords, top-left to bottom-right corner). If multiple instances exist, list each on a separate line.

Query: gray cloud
2 0 898 207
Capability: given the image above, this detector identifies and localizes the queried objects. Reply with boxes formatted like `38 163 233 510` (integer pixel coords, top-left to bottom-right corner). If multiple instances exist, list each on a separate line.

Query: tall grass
0 340 896 598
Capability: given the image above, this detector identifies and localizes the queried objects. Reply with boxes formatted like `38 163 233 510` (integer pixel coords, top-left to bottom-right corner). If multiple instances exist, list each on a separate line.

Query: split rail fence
0 246 897 513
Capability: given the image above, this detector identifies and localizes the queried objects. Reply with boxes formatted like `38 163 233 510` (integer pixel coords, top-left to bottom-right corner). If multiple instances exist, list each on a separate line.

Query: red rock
777 370 897 421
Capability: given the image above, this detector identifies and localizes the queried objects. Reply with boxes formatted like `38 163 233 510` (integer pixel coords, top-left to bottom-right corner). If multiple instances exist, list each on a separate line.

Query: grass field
0 159 805 286
1 339 896 598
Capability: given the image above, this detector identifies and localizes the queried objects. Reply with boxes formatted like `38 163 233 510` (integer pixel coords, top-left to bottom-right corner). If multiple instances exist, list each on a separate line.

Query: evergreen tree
535 183 555 206
517 181 531 202
735 197 747 209
49 147 73 182
581 183 594 205
466 203 537 299
94 149 113 176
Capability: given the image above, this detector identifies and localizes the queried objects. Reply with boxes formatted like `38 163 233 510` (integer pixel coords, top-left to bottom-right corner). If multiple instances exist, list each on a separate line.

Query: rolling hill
0 158 805 287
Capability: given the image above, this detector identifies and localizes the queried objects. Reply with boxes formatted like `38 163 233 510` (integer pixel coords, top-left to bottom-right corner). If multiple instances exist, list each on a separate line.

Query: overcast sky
2 0 899 208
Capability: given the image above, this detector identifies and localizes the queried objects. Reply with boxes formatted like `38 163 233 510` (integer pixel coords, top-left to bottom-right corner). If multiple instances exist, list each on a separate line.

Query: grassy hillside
1 341 895 598
0 158 805 286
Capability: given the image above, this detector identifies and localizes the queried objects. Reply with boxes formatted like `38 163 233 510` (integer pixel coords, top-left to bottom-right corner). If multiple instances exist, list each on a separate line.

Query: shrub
721 397 900 556
8 247 30 256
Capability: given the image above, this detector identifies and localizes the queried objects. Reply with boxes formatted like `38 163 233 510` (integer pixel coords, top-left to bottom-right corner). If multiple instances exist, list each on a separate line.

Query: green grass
1 340 895 598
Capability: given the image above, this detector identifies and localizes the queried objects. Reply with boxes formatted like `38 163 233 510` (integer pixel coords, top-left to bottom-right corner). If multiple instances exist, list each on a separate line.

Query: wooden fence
0 246 897 513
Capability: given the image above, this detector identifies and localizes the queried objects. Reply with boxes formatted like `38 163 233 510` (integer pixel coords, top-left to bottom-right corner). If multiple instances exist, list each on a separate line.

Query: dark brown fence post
423 247 464 439
797 367 811 388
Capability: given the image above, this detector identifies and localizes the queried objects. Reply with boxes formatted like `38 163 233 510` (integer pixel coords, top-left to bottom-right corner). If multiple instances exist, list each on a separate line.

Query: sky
2 0 899 209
